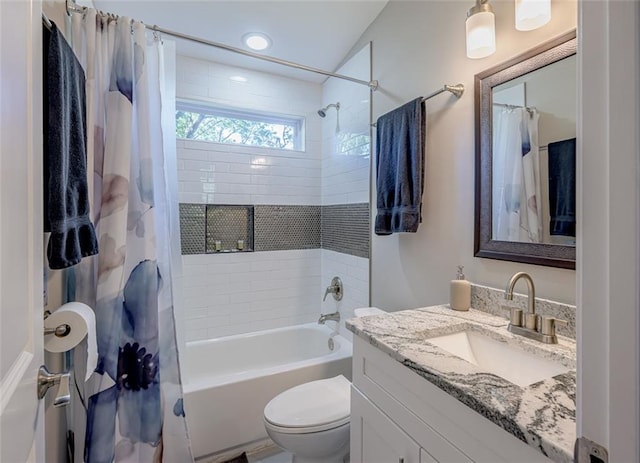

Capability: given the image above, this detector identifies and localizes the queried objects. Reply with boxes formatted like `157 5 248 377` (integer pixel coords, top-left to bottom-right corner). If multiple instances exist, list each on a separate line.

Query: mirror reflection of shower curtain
492 107 542 242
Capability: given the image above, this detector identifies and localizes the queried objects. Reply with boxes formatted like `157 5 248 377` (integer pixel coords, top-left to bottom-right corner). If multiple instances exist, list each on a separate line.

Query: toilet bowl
264 375 351 463
263 308 386 463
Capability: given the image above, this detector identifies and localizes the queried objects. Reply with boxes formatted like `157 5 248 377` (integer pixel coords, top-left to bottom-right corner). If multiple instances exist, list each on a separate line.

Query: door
0 0 45 461
578 1 640 461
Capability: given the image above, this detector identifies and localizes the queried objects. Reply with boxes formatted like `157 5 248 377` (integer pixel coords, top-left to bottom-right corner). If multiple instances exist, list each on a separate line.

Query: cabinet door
420 448 438 463
351 387 421 463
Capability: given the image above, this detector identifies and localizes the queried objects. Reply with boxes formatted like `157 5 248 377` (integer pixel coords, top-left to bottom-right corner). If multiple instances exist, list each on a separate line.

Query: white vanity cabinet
351 388 421 463
350 336 553 463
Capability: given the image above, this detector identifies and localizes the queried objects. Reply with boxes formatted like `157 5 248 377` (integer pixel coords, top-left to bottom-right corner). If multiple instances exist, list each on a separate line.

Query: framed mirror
474 31 577 269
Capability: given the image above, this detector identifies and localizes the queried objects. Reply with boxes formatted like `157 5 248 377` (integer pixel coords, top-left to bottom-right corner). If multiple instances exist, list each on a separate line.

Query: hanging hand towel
548 137 576 237
43 22 98 269
374 98 425 235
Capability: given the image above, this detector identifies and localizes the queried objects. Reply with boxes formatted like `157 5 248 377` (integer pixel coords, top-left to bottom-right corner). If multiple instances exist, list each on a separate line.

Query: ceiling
91 1 388 83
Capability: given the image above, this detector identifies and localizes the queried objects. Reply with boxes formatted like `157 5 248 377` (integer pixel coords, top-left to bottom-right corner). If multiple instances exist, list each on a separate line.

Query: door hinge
575 436 608 463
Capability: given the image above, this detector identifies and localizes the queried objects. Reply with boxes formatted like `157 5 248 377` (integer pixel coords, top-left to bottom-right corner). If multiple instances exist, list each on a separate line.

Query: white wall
182 250 321 341
176 57 324 341
176 56 323 206
348 0 577 309
320 250 369 342
177 139 321 205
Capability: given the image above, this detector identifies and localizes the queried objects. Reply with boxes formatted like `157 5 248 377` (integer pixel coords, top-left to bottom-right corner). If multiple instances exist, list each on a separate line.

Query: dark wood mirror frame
474 30 577 270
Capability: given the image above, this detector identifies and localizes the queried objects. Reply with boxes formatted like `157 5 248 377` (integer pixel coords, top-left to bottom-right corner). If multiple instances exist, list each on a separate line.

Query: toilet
263 307 386 463
264 375 351 463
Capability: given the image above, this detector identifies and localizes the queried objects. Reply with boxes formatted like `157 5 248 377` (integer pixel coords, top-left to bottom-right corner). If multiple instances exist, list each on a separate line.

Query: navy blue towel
43 22 98 269
548 138 576 237
374 98 425 235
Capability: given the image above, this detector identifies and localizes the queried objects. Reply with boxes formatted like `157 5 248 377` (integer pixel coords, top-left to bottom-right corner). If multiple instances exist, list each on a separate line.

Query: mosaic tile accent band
254 205 321 251
321 203 370 258
179 203 370 257
205 205 254 253
179 204 206 255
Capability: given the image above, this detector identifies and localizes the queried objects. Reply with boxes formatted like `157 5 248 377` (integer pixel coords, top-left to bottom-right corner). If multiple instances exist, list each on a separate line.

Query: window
176 101 304 151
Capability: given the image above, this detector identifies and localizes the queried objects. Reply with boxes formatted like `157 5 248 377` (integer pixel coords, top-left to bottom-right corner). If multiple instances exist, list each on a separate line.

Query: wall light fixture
466 0 496 59
515 0 551 31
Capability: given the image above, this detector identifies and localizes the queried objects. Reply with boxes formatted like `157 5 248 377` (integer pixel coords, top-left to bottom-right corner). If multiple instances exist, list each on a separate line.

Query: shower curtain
68 10 192 463
492 107 542 242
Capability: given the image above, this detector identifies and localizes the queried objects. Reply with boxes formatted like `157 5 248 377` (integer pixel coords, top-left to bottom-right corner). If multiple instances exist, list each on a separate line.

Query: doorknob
37 365 70 407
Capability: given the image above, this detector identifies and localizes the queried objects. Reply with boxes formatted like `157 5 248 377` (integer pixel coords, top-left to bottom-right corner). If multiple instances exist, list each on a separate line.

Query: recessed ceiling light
243 32 271 51
229 75 248 82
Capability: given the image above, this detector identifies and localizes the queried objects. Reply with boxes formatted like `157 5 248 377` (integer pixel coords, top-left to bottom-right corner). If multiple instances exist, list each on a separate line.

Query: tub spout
318 312 340 324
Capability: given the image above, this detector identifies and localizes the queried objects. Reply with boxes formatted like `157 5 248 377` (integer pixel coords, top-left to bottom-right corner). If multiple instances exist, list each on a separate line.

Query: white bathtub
183 323 353 460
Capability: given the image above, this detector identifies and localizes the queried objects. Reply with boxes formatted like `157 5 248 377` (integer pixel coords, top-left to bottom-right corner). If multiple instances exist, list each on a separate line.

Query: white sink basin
427 330 571 387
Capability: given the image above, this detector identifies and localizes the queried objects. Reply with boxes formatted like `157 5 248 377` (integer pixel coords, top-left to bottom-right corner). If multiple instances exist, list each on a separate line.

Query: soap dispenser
450 265 471 311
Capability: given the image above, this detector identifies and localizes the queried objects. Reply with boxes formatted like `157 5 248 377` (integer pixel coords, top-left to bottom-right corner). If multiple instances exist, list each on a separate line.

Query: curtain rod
65 0 379 91
493 102 536 115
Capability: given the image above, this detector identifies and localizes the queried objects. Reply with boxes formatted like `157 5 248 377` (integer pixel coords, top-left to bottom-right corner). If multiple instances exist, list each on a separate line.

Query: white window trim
176 100 305 151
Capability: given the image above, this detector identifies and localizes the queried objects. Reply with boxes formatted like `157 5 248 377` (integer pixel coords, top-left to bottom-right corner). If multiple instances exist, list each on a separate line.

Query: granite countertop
346 305 576 463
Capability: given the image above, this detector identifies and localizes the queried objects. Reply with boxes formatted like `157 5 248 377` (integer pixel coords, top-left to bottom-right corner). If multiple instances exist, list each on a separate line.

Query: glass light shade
515 0 551 31
466 11 496 59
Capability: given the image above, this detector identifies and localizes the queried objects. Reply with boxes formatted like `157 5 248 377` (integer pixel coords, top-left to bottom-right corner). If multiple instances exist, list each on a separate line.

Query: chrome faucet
504 272 567 344
505 272 536 327
323 276 343 302
318 312 340 324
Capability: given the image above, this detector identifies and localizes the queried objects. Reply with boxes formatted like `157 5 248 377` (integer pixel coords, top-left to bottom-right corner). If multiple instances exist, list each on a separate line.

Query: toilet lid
264 375 350 429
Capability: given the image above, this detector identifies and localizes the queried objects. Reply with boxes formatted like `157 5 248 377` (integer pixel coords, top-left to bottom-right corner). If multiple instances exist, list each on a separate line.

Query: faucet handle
540 316 568 337
323 277 343 302
509 308 523 327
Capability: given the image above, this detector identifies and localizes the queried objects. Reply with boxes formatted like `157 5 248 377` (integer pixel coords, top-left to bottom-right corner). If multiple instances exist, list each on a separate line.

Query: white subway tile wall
183 250 322 341
177 46 371 342
177 57 325 341
321 44 372 206
177 140 322 205
320 250 370 342
176 56 323 206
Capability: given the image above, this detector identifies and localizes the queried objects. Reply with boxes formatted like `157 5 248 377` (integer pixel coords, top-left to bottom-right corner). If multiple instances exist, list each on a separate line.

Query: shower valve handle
323 277 343 301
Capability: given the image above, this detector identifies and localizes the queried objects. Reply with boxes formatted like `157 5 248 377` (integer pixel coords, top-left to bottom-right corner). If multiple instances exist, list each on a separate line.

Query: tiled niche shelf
179 202 369 258
179 203 254 255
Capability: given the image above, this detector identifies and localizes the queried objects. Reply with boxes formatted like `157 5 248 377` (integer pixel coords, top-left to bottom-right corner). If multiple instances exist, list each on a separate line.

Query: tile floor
248 449 350 463
247 448 292 463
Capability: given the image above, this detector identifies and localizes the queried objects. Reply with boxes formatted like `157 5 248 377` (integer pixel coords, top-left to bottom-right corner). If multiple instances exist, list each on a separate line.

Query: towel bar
371 83 464 127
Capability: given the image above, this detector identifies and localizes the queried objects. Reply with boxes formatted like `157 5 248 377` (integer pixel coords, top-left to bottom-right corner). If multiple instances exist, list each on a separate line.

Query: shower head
317 102 340 118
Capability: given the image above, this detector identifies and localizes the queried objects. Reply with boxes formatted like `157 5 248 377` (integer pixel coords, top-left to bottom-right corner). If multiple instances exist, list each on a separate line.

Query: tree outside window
176 103 303 151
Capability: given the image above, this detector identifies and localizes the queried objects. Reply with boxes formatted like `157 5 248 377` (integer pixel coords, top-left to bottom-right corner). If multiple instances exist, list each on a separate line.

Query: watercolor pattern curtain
69 11 192 462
